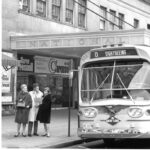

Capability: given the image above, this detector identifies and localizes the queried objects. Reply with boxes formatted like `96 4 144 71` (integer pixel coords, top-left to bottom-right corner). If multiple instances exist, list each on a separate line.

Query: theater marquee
11 29 150 51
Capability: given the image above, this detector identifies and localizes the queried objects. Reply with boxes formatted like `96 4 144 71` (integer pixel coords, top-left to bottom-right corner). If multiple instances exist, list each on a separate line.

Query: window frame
100 6 107 30
52 0 61 21
19 0 30 12
78 0 86 28
65 0 74 24
109 10 116 30
118 13 124 29
36 0 47 17
134 19 139 29
147 24 150 30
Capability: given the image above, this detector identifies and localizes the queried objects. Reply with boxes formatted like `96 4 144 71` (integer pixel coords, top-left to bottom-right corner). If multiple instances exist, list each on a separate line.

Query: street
2 107 150 149
65 139 150 149
2 109 80 148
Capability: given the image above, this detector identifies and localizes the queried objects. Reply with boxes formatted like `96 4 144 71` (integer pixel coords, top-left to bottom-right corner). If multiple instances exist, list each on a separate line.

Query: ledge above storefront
10 29 150 58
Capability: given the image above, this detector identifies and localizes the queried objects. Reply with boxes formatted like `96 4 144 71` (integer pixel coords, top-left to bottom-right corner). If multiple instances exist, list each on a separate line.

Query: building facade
3 0 150 51
2 0 150 114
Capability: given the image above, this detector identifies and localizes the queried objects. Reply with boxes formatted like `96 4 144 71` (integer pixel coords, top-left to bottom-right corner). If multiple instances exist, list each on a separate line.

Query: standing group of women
14 83 52 137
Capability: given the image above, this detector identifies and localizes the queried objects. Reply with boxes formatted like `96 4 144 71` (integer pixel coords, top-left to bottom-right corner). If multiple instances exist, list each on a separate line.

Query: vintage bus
77 44 150 144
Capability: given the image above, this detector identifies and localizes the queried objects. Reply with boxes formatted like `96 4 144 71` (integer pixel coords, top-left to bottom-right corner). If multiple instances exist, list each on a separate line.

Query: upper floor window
118 13 124 29
134 19 139 28
147 24 150 30
100 6 107 30
37 0 46 17
78 0 86 28
52 0 61 21
19 0 30 12
109 10 116 30
66 0 74 24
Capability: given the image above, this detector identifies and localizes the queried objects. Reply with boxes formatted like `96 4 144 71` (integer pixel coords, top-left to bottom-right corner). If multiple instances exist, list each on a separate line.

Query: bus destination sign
91 49 138 59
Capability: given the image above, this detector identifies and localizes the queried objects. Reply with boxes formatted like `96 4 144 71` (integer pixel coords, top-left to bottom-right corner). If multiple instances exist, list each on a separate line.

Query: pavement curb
40 139 83 148
41 138 97 148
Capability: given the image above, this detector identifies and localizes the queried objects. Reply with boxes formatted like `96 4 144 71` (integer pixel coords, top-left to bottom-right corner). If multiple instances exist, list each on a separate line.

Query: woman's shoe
22 133 26 137
28 134 32 137
14 133 20 137
42 134 47 136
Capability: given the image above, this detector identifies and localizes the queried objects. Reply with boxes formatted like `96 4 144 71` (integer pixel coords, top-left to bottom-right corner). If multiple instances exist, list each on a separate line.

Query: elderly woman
14 84 32 137
36 87 52 137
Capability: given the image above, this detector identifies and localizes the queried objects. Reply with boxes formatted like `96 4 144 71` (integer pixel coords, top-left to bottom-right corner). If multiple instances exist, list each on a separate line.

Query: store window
19 0 30 12
134 19 139 29
66 0 74 24
37 0 47 17
33 56 72 108
17 54 35 93
109 10 116 30
52 0 61 21
100 6 107 30
78 0 86 28
118 13 124 29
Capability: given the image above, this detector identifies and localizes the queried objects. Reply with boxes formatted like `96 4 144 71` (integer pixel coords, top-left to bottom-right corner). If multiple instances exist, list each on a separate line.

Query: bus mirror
69 70 74 79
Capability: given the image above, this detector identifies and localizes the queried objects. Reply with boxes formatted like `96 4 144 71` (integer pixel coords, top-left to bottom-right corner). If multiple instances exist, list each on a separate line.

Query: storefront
17 53 73 108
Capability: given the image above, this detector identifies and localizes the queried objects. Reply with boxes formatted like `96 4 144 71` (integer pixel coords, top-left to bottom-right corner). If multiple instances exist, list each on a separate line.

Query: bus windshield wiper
117 73 135 104
90 74 110 103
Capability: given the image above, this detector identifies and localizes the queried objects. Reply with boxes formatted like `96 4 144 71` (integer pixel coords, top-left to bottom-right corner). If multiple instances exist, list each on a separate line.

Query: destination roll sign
91 49 138 59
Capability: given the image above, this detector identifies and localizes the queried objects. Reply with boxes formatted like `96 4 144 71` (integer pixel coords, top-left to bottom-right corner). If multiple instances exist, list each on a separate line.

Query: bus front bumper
78 128 150 139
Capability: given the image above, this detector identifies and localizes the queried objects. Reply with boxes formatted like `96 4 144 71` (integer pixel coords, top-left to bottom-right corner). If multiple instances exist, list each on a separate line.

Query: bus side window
129 62 150 100
130 89 150 100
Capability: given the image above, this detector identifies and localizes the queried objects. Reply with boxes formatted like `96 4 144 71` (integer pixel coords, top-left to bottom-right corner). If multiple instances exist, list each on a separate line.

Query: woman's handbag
16 99 26 108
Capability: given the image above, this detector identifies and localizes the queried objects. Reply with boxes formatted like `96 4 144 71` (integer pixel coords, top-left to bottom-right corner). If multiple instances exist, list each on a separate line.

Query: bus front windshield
81 60 150 103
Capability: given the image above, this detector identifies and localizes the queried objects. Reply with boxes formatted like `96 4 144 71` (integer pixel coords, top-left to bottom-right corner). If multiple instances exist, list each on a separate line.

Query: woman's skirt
36 108 51 123
15 108 30 124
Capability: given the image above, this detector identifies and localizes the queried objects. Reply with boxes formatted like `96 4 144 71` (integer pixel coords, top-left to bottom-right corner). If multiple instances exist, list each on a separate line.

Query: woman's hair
33 83 39 88
44 87 50 93
20 84 27 89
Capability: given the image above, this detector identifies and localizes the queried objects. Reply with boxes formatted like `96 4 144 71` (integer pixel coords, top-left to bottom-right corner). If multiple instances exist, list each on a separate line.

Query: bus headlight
145 109 150 116
82 107 98 118
128 108 143 118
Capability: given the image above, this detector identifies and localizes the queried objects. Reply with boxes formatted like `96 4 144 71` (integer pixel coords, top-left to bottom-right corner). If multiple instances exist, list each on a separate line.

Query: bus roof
80 45 150 66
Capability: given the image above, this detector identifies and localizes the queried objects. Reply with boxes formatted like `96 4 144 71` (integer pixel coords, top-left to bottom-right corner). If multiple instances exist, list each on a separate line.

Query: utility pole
68 60 73 137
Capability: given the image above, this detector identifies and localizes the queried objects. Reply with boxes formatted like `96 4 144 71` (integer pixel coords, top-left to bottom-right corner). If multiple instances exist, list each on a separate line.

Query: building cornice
11 29 150 40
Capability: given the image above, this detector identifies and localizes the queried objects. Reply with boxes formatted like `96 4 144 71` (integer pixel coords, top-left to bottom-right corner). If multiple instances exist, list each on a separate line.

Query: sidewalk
2 109 81 148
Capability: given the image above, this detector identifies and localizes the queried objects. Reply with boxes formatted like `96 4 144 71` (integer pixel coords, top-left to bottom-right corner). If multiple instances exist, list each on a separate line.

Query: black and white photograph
1 0 150 149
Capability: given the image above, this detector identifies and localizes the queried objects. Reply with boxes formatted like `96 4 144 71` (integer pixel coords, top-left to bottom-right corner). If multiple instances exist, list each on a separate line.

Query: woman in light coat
28 83 43 136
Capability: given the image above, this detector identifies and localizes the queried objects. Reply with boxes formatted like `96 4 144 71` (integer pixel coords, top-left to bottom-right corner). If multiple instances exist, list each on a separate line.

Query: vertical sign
2 67 11 93
2 67 12 102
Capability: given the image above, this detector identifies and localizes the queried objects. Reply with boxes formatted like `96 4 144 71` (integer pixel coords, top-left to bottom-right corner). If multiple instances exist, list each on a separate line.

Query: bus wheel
103 139 115 146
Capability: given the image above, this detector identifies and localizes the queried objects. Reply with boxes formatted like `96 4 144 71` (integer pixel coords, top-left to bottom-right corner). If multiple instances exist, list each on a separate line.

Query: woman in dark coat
14 84 32 137
37 87 52 137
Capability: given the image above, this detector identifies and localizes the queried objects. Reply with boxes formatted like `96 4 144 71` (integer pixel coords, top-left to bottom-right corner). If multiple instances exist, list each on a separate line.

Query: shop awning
2 54 19 71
